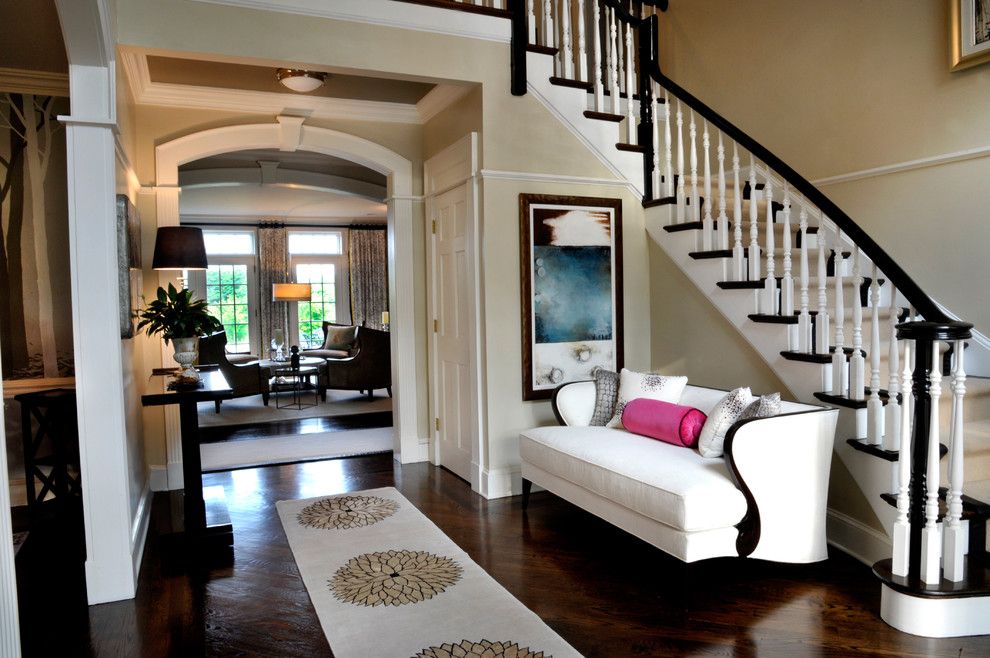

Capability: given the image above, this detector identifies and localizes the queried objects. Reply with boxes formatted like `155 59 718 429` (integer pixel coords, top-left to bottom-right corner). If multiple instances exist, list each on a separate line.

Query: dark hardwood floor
15 455 990 656
198 411 393 443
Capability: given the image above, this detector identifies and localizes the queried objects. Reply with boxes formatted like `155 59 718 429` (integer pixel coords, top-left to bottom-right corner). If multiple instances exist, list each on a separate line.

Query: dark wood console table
142 369 233 549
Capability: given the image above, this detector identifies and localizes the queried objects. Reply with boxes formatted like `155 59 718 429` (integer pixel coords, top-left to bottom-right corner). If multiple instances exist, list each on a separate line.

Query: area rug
277 487 580 658
201 428 393 472
197 389 392 428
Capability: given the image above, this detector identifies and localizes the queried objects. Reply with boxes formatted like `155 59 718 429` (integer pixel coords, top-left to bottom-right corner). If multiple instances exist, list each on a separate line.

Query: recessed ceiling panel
179 186 387 220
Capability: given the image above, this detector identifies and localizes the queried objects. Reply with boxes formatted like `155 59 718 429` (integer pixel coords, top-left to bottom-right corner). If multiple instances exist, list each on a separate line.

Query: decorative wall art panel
520 194 622 400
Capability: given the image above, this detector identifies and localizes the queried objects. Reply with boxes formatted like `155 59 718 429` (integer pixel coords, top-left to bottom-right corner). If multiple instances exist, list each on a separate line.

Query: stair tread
749 313 799 325
584 110 624 122
846 437 948 463
616 142 646 153
549 76 592 91
527 43 558 56
879 487 990 518
664 220 731 233
874 556 990 599
814 389 890 409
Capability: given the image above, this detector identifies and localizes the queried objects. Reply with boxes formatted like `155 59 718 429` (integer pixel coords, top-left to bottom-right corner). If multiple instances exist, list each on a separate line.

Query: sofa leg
386 386 392 398
522 478 532 509
367 389 374 400
262 392 270 406
214 400 221 414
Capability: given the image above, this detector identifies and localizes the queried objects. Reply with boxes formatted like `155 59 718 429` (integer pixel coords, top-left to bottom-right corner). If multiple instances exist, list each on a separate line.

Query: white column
748 156 760 281
797 207 812 352
884 286 902 452
155 187 185 488
732 143 744 280
943 339 968 582
831 230 847 396
761 180 776 314
0 378 20 655
892 339 913 577
921 340 943 585
701 121 712 249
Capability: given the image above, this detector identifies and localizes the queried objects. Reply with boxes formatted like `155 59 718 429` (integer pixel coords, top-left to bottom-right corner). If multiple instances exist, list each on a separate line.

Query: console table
142 369 233 549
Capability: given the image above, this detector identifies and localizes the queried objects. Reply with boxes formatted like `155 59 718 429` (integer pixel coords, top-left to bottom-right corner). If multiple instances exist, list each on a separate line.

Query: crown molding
119 49 422 124
0 67 70 96
417 83 473 123
178 167 386 201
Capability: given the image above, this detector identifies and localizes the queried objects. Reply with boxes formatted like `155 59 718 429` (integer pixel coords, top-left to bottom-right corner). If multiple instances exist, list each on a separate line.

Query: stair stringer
645 203 898 551
526 52 645 196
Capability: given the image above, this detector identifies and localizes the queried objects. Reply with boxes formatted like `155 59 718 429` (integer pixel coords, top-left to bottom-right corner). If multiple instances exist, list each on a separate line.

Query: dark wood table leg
179 400 207 532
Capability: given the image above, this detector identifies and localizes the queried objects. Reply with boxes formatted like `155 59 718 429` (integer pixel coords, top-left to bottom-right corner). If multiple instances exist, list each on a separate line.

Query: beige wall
659 0 990 336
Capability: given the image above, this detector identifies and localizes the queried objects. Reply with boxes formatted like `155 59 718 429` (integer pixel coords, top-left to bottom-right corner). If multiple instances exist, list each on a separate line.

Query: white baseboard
130 482 152 580
480 465 521 500
8 478 25 507
149 465 169 492
827 508 891 566
396 438 430 464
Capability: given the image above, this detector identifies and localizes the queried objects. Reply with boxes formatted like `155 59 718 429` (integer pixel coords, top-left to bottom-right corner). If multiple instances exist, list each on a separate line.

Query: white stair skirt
881 586 990 638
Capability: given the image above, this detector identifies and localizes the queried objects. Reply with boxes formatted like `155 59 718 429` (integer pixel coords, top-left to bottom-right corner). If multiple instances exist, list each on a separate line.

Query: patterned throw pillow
323 325 358 351
590 367 620 426
607 368 689 429
697 387 754 458
739 392 781 421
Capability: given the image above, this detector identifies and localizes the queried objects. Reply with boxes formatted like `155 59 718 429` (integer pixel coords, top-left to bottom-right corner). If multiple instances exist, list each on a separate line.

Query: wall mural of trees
0 93 74 380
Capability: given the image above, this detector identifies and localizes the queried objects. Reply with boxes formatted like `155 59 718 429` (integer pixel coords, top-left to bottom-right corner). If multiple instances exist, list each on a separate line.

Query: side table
15 388 80 520
273 365 320 410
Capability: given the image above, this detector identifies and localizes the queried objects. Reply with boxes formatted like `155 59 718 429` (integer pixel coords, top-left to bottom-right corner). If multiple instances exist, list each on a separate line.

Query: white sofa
519 381 838 564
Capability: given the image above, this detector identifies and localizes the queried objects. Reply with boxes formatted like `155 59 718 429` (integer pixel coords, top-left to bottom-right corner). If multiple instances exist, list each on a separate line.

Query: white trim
881 585 990 638
387 195 426 203
129 482 152 580
149 465 169 492
480 465 521 499
119 49 421 124
480 168 637 192
826 508 892 567
812 144 990 187
189 0 511 43
0 376 20 654
0 67 69 96
178 168 387 202
417 84 474 124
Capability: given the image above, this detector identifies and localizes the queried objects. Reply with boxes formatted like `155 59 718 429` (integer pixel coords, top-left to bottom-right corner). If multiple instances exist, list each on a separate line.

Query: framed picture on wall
116 195 142 338
519 194 623 400
951 0 990 71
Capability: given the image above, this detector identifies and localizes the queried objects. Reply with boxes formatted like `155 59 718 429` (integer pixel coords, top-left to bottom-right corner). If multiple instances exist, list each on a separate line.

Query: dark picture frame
520 194 623 400
116 195 142 338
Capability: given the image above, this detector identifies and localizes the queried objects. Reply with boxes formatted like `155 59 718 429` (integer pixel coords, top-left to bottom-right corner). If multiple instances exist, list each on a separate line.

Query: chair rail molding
154 118 424 466
812 143 990 187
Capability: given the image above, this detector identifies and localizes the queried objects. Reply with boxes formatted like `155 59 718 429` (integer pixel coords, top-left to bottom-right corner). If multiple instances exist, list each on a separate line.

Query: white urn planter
171 336 200 382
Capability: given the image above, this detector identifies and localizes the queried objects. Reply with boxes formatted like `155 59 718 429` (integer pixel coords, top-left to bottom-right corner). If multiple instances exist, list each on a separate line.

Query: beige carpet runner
277 487 581 658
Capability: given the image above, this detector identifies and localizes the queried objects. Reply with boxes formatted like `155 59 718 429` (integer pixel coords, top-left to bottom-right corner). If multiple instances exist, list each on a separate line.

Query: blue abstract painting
533 246 612 343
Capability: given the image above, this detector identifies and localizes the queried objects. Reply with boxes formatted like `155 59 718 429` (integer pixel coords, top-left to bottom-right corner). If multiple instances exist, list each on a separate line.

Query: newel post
509 0 528 96
638 13 658 202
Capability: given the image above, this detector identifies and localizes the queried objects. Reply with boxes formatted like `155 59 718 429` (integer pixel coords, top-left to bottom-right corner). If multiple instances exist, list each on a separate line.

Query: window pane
294 262 337 348
205 263 252 353
288 232 342 255
203 231 255 255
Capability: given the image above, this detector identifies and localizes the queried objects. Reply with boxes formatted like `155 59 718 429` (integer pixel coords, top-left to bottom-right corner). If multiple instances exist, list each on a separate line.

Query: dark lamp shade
152 226 209 270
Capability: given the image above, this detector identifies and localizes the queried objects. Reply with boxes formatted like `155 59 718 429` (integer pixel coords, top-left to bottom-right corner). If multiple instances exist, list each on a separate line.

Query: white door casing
425 133 485 493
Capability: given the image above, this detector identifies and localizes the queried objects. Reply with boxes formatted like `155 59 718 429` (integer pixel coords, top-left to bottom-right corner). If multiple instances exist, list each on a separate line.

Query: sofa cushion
519 426 747 532
698 387 753 459
301 348 351 360
739 392 781 421
322 325 358 351
607 369 688 428
589 368 620 426
621 399 707 448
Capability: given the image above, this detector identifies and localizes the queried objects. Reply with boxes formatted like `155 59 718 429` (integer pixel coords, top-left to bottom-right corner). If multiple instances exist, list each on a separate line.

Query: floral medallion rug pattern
276 487 580 658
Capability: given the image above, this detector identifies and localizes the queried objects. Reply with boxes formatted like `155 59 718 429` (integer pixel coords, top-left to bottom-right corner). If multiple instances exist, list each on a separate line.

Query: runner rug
277 487 580 658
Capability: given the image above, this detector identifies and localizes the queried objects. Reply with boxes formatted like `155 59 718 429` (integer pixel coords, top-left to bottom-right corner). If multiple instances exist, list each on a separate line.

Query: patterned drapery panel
348 228 388 328
258 224 288 355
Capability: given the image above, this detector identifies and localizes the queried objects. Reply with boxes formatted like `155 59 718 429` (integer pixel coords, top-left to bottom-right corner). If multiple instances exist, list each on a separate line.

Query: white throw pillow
697 387 754 458
607 368 688 428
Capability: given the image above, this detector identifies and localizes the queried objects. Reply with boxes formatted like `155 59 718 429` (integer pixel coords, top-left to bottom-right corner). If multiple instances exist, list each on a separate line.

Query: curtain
258 224 288 356
348 227 388 328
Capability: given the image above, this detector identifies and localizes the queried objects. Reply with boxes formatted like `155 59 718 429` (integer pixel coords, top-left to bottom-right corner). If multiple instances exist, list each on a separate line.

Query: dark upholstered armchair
301 322 390 399
198 331 270 412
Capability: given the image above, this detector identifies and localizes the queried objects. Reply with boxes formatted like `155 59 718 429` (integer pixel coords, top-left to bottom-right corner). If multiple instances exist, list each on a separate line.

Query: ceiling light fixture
276 68 327 93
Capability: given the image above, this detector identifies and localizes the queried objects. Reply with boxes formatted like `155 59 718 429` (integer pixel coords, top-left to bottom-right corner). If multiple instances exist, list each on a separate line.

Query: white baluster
576 0 587 82
543 0 555 48
867 266 884 444
781 187 793 315
624 22 635 143
816 216 830 358
701 122 713 250
732 144 744 281
560 0 573 78
831 230 847 396
849 247 865 401
944 339 968 582
920 340 943 585
884 287 901 452
717 132 728 251
689 112 698 224
609 8 620 115
798 207 812 352
663 89 673 198
748 157 760 281
891 339 913 577
762 180 776 314
652 87 661 198
527 0 537 43
591 1 603 111
675 100 685 224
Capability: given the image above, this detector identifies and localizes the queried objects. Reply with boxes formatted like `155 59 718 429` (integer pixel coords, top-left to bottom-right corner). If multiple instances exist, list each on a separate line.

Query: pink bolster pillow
621 398 708 448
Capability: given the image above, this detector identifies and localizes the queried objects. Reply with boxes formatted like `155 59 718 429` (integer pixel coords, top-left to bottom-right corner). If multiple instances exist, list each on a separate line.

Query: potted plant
137 283 222 384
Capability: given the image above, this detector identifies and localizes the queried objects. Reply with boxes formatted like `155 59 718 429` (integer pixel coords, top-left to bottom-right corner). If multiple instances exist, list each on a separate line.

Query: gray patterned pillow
697 387 753 458
590 368 619 426
739 392 781 421
322 325 358 351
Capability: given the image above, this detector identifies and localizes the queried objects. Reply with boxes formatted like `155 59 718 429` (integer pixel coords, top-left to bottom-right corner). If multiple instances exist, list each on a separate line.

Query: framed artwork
951 0 990 71
519 194 623 400
116 195 142 338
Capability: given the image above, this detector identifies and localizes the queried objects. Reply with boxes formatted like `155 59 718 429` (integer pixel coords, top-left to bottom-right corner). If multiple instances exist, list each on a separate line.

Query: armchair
197 331 270 412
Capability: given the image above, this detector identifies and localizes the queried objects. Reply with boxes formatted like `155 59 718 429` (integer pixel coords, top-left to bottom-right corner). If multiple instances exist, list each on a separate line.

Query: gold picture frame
951 0 990 71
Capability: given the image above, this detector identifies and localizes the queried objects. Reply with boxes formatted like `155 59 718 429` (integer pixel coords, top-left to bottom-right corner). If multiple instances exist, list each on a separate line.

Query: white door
433 185 473 482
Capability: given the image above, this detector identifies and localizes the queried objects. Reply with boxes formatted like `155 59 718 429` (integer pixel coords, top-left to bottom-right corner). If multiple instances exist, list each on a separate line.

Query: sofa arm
550 380 596 426
723 407 838 563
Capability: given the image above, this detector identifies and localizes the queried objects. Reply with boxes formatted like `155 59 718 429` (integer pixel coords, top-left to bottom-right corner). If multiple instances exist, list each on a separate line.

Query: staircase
406 0 990 638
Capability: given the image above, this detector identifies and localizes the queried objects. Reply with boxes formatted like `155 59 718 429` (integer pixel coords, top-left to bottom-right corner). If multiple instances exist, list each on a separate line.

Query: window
205 264 252 353
203 230 255 255
288 230 349 348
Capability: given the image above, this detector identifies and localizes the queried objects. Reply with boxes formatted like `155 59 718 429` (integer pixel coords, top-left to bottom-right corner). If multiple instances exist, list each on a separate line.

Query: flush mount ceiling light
276 68 327 93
